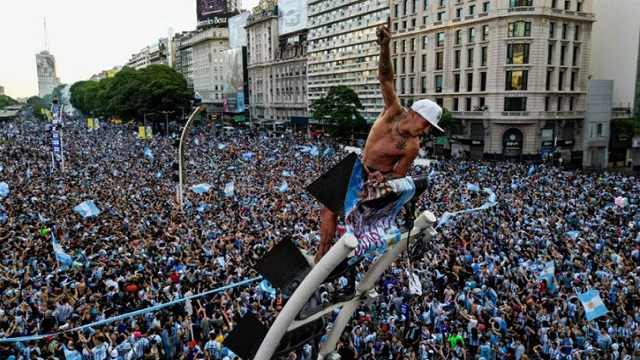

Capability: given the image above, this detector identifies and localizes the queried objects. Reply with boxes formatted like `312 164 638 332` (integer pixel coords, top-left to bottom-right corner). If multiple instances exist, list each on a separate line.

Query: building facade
390 0 595 160
0 86 4 96
306 0 390 122
247 1 309 124
591 0 640 119
174 31 198 91
126 38 170 70
190 27 230 109
36 50 60 98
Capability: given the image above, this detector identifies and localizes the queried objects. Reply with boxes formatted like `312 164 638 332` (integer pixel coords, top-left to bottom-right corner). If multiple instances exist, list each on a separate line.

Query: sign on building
278 0 307 35
229 12 250 48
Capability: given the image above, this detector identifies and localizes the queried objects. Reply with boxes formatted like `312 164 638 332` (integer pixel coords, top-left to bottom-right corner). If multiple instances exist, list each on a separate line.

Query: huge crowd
0 117 639 360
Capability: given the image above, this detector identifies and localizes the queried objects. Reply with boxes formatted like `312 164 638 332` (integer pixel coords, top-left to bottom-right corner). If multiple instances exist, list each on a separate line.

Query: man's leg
316 207 338 262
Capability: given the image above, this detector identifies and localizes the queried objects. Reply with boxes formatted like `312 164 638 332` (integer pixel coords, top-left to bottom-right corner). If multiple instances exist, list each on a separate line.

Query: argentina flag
538 261 557 293
577 289 608 321
51 230 73 269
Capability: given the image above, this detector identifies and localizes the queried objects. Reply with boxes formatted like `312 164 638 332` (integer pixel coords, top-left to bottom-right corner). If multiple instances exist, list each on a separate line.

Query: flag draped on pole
577 289 608 321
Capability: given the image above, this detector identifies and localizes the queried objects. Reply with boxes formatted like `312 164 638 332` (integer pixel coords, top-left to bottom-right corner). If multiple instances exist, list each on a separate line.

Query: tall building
0 86 4 96
36 50 60 97
190 27 230 110
390 0 595 160
307 0 390 122
590 0 640 118
247 0 309 123
126 38 170 70
174 31 198 90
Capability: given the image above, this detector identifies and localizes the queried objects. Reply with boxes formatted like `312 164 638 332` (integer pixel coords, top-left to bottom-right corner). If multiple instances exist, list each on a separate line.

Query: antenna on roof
43 17 48 51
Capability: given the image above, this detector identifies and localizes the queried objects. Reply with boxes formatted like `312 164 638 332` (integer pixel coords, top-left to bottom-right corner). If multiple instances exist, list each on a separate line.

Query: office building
126 38 170 70
190 27 230 110
36 50 61 97
390 0 595 160
307 0 390 122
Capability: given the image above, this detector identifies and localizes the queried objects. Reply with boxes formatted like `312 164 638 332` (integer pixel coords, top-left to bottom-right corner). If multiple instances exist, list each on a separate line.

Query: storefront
502 128 524 158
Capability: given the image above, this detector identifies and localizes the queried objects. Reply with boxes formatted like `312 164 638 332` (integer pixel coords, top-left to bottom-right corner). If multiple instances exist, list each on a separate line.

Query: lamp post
177 106 204 211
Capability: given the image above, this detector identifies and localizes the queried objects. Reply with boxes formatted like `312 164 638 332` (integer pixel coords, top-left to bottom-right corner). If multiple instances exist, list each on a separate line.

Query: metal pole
177 107 204 211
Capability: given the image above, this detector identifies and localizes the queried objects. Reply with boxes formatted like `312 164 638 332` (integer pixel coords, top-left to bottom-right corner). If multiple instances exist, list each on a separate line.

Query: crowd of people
0 117 638 360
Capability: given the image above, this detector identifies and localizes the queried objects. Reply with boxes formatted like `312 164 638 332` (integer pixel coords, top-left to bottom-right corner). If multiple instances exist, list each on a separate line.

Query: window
506 70 528 90
469 5 475 15
435 75 443 92
437 11 446 21
504 97 527 111
394 3 400 17
401 56 406 73
508 21 531 37
436 98 444 107
479 97 486 108
480 71 487 91
507 44 530 64
467 48 474 67
574 25 580 41
409 56 415 72
394 22 399 31
467 72 474 91
465 97 472 111
570 71 577 90
455 30 462 45
453 98 459 111
546 69 553 90
557 96 563 111
456 7 463 18
421 54 427 71
403 0 408 15
393 58 398 72
569 96 575 111
468 27 476 43
421 76 427 93
572 45 579 66
424 0 429 11
482 1 490 12
436 51 444 70
562 23 568 39
393 41 398 54
454 49 461 68
410 76 415 93
482 25 489 41
558 70 565 89
565 0 571 10
577 1 583 12
481 46 487 66
596 123 603 136
548 44 554 65
410 38 416 52
454 73 461 92
552 0 557 8
436 32 445 47
545 96 550 111
439 0 445 7
549 22 556 38
402 40 406 52
402 20 407 29
509 0 532 7
401 78 406 94
560 45 567 65
422 36 428 49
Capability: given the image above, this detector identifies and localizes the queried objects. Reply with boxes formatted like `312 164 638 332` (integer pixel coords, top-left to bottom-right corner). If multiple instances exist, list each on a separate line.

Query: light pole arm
177 106 204 211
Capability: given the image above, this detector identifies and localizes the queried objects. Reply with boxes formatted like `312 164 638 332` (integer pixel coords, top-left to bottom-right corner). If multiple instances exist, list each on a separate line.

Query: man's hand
376 25 391 46
367 171 385 184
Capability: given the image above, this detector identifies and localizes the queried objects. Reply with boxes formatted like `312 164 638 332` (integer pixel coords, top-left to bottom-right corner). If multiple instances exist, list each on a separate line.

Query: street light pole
177 106 204 211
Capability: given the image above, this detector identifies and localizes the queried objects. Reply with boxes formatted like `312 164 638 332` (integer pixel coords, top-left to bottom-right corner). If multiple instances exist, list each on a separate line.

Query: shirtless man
316 24 444 262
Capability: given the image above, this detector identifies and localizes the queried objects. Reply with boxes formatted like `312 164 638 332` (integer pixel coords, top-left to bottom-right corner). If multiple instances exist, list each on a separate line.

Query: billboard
197 0 227 26
229 12 250 48
222 48 245 113
278 0 308 35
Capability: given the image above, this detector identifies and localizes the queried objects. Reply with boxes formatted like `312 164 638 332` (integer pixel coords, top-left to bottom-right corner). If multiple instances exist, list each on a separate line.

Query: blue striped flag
51 231 73 269
577 289 608 321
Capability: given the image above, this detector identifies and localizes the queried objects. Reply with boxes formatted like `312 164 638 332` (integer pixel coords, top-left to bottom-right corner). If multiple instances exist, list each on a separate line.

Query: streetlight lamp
176 106 205 211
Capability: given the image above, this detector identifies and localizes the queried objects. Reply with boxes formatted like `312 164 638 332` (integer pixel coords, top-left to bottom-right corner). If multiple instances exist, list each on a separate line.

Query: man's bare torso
362 108 419 175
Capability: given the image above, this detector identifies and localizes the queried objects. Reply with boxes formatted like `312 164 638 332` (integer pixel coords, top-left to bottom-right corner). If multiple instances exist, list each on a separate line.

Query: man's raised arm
377 25 401 116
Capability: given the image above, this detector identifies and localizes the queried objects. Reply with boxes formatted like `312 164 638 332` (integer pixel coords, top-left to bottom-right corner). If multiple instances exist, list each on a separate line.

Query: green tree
310 85 365 137
26 96 48 121
0 95 17 110
438 109 463 135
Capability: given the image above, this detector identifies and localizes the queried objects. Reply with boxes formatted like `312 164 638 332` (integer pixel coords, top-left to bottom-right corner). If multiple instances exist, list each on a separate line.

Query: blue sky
0 0 259 99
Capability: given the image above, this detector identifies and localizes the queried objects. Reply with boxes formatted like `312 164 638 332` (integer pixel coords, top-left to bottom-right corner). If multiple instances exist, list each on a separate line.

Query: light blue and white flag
260 280 276 298
191 183 212 194
217 143 227 150
528 165 536 177
323 147 335 158
437 188 497 228
577 289 608 321
51 231 73 269
143 147 154 160
565 230 580 240
282 170 293 177
278 181 289 193
0 182 9 198
466 183 480 192
223 182 235 198
299 145 319 157
241 152 255 161
73 200 101 218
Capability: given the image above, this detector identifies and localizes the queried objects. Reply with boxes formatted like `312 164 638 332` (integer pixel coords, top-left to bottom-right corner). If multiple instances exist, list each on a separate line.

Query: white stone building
36 50 60 97
390 0 595 160
190 27 230 108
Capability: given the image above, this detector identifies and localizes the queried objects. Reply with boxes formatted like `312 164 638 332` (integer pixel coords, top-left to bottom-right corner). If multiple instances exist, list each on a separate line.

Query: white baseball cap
411 99 444 133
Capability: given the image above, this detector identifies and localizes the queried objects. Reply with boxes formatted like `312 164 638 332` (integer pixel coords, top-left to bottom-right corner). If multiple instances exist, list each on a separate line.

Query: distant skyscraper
0 85 4 96
36 50 59 97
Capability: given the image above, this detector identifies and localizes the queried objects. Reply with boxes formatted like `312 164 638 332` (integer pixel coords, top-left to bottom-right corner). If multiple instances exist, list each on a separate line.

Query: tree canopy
310 85 366 137
0 95 17 110
70 65 193 122
26 96 48 121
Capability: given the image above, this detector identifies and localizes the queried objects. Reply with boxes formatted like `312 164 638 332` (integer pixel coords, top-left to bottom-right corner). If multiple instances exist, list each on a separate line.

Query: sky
0 0 260 99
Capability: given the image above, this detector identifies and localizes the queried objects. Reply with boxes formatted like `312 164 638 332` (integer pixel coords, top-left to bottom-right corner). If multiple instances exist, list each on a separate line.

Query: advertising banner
278 0 307 35
229 12 250 48
222 48 245 113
